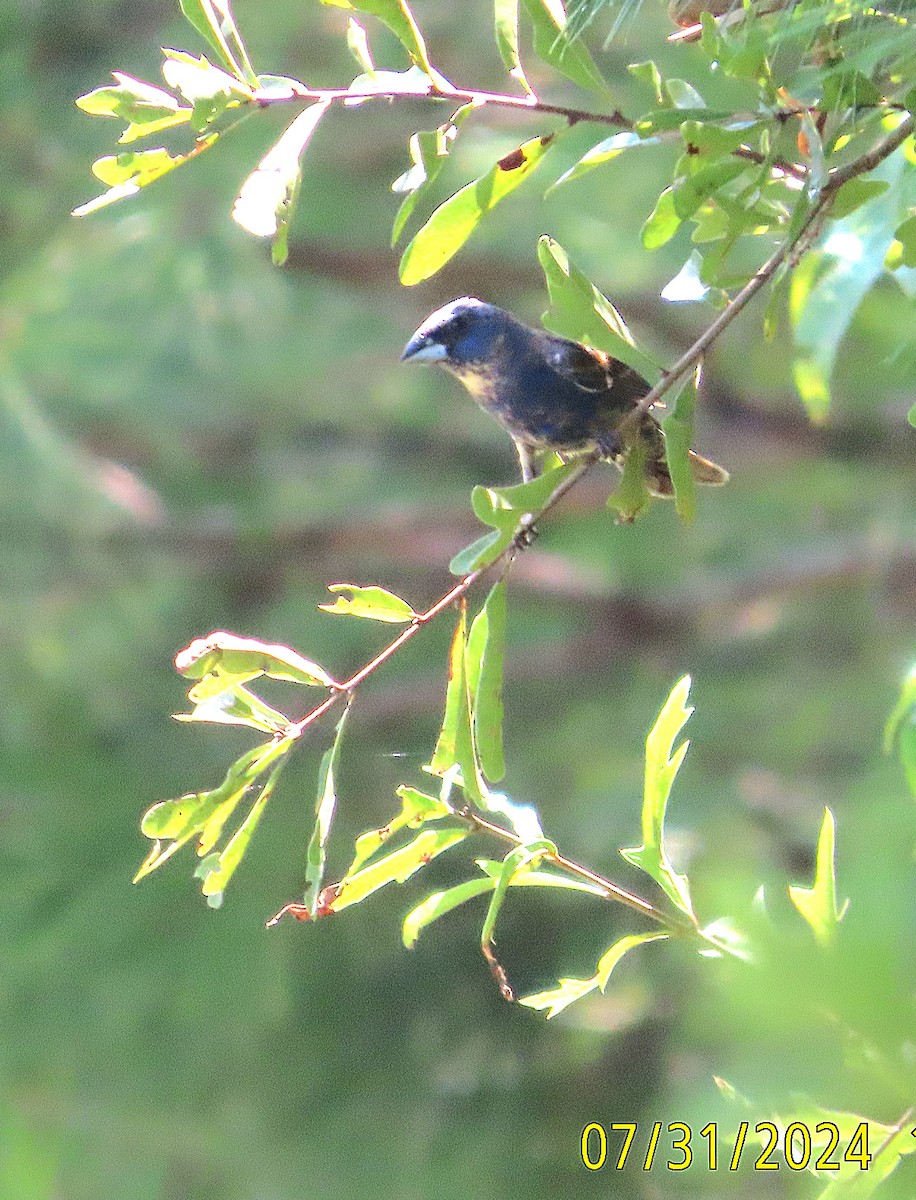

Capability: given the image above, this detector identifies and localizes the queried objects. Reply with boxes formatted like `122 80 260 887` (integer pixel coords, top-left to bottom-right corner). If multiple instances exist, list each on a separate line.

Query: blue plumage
402 297 729 494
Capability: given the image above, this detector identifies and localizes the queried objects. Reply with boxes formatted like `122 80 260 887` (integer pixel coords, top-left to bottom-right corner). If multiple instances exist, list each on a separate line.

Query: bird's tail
638 416 729 497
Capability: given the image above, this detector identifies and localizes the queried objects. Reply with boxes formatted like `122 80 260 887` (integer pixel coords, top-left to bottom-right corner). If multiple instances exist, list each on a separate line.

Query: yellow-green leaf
319 583 416 622
400 134 555 285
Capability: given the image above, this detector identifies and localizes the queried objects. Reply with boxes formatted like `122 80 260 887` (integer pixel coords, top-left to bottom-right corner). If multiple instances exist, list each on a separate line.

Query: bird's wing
543 337 615 392
542 337 653 408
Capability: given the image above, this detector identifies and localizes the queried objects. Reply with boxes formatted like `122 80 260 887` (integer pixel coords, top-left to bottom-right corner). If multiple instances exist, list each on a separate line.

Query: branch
256 80 808 181
287 457 594 740
629 113 915 422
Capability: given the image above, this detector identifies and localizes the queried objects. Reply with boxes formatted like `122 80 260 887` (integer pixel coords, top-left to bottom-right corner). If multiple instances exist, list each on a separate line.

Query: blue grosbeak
401 297 728 494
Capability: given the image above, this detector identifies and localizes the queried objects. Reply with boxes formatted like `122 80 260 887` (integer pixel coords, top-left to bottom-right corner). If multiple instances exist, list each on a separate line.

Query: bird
401 297 729 495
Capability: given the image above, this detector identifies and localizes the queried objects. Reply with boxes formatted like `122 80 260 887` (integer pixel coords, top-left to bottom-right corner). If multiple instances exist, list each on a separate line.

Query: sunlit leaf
520 0 609 94
198 763 284 904
344 64 432 104
519 932 668 1017
75 73 192 144
161 48 252 131
304 705 351 914
348 786 452 875
329 827 470 910
178 0 259 85
391 103 475 245
346 16 376 75
549 131 660 191
231 101 331 265
319 583 416 622
620 675 695 919
494 0 532 94
400 134 555 284
788 807 849 946
884 662 916 799
402 853 610 946
175 630 334 699
321 0 438 78
173 684 290 734
428 608 484 805
466 579 507 782
538 236 661 381
135 737 294 881
72 140 217 216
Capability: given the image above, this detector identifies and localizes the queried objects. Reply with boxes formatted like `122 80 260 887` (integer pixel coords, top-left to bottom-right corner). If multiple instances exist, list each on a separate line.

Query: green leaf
403 877 496 946
391 104 474 245
399 134 555 284
665 78 705 109
231 102 331 265
449 529 506 576
135 736 294 881
466 580 508 782
494 0 532 94
661 373 697 523
672 158 750 222
178 0 259 85
642 186 681 250
304 705 351 914
791 154 907 422
330 827 470 911
75 73 192 144
679 119 759 156
519 932 668 1017
480 841 554 950
820 68 883 112
628 60 665 106
788 807 848 946
537 237 661 381
429 608 484 805
173 684 290 734
884 664 916 799
174 629 334 698
72 141 217 217
549 131 659 191
198 763 284 903
520 0 609 95
346 16 376 75
321 0 437 78
606 433 651 522
828 178 890 222
403 855 604 946
161 49 252 132
349 786 452 876
449 462 579 576
319 583 416 622
620 675 695 919
889 212 916 268
909 401 916 428
344 64 432 102
635 108 732 135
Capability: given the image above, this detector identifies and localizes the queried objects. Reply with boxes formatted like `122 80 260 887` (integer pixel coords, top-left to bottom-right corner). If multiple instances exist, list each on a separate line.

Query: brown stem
255 81 808 182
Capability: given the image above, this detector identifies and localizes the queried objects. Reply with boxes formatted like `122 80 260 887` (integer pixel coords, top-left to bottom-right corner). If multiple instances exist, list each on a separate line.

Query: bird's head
401 298 510 372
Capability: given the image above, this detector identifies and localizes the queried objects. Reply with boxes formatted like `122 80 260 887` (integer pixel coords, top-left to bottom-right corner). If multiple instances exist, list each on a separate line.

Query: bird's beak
401 332 448 363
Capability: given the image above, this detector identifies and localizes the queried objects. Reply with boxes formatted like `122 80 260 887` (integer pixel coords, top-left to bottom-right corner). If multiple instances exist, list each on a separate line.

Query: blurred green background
2 2 914 1197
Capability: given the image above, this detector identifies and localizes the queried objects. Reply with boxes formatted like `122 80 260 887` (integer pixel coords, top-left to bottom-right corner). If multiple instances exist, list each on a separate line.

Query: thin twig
255 80 808 181
287 458 593 740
